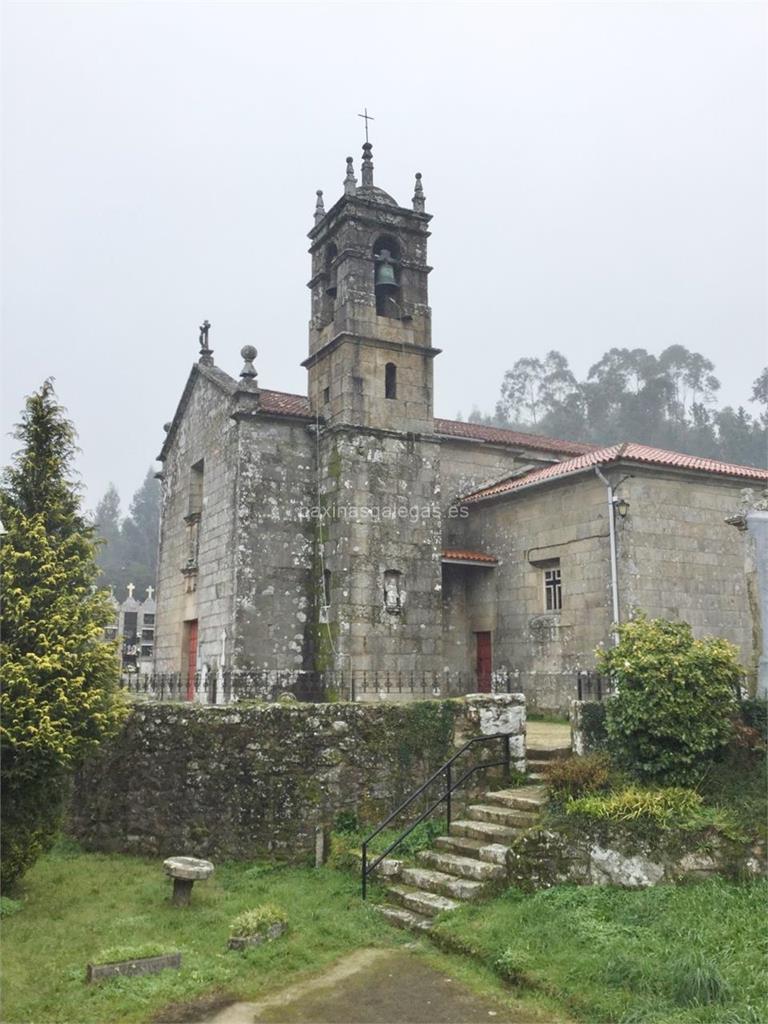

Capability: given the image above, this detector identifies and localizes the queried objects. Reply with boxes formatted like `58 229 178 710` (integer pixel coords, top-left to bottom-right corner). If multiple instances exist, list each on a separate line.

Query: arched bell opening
373 236 401 318
324 243 338 297
318 243 338 327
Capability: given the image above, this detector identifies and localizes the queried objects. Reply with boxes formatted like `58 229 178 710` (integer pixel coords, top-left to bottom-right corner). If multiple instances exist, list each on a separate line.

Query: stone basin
163 856 214 881
163 856 214 906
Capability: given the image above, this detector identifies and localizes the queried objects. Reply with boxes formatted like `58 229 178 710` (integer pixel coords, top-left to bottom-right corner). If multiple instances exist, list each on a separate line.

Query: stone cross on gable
146 585 155 600
127 583 135 599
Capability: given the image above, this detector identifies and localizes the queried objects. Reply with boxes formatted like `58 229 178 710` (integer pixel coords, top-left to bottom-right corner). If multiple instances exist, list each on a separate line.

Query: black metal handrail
361 732 513 898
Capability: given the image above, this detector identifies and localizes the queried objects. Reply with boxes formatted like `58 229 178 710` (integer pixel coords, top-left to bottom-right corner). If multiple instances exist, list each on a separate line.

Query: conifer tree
0 380 126 889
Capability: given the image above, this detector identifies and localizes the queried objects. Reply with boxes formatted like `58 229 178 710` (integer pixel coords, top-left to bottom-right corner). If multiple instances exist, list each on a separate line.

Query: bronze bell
375 252 398 289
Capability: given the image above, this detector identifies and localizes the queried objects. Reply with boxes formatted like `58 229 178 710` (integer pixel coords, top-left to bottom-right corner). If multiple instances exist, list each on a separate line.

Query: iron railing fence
120 668 504 705
361 732 515 898
576 670 616 702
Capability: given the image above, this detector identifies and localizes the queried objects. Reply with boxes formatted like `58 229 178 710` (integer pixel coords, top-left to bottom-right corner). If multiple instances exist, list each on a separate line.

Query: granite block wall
68 695 526 861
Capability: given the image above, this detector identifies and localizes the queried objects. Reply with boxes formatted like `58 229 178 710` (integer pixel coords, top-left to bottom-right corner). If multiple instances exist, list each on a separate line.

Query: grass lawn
432 878 768 1023
1 839 406 1024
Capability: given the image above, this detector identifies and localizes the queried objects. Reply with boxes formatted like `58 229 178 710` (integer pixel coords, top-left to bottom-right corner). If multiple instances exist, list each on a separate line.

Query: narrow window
385 362 397 399
189 459 204 516
544 562 562 611
185 460 204 572
322 386 330 405
324 243 338 297
323 569 332 607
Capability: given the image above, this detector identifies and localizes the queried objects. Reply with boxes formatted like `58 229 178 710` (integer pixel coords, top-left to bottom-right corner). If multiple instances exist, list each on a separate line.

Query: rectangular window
323 386 330 405
189 460 204 516
544 564 562 611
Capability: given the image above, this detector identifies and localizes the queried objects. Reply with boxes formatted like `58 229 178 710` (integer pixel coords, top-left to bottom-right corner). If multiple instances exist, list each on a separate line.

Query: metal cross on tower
358 107 374 144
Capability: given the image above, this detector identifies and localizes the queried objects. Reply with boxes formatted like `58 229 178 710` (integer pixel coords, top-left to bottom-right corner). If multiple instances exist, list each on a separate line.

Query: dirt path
199 948 552 1024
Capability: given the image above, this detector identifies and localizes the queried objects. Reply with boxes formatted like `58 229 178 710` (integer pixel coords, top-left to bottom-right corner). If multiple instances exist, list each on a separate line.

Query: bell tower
303 142 437 434
303 137 445 679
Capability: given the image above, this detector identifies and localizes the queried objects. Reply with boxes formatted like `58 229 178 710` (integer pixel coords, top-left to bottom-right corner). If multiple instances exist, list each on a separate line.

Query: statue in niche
383 571 404 614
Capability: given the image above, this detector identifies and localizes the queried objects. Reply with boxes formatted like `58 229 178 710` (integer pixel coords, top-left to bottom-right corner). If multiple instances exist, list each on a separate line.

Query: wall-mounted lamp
613 497 630 519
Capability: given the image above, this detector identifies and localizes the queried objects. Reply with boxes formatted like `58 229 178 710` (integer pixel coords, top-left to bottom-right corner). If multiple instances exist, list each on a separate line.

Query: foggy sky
2 2 765 509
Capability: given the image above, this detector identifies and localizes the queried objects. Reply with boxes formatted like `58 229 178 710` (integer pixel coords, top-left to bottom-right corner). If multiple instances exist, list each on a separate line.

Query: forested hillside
463 346 767 468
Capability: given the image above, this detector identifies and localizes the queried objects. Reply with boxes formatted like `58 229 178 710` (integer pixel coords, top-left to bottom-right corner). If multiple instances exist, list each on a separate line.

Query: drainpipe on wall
594 466 620 643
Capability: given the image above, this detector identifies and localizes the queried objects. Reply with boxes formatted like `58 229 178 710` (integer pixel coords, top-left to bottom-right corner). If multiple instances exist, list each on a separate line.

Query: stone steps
400 866 485 901
375 780 547 933
386 884 460 917
527 745 571 761
449 818 523 842
434 834 485 857
483 785 548 811
417 849 506 882
376 904 433 932
527 746 570 782
465 803 540 828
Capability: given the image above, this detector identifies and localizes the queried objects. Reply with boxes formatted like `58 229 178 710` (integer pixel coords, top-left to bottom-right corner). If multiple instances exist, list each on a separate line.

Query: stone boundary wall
69 694 525 862
507 826 766 890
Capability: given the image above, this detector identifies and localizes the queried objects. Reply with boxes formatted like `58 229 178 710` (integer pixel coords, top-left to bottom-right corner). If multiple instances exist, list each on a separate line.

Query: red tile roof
461 442 768 504
434 417 595 456
442 548 498 564
259 389 312 418
251 391 594 458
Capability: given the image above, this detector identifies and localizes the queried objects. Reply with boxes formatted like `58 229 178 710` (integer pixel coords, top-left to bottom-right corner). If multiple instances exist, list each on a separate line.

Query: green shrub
0 896 22 918
333 810 359 835
579 702 608 751
566 785 703 825
329 816 445 873
230 903 287 938
1 769 67 893
598 616 740 785
494 947 533 984
739 696 767 737
544 753 612 799
327 831 362 871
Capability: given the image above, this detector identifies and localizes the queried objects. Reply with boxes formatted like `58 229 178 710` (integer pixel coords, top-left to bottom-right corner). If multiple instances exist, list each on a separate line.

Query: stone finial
344 156 357 196
240 345 258 381
412 172 425 212
361 142 374 186
198 319 214 366
314 190 325 224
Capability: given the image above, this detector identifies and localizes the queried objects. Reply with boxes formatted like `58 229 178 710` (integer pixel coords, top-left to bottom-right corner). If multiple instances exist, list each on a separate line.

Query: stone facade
448 466 761 710
153 141 767 709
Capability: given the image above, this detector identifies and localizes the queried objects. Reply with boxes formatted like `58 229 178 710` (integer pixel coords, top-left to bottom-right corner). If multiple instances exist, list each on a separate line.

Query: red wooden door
475 631 492 693
186 620 198 701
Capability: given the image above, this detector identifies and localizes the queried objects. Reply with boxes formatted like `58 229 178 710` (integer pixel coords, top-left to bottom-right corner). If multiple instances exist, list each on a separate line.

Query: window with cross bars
544 563 562 612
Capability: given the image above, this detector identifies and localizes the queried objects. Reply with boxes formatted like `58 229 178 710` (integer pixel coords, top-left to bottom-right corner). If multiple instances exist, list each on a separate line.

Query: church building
153 142 766 710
